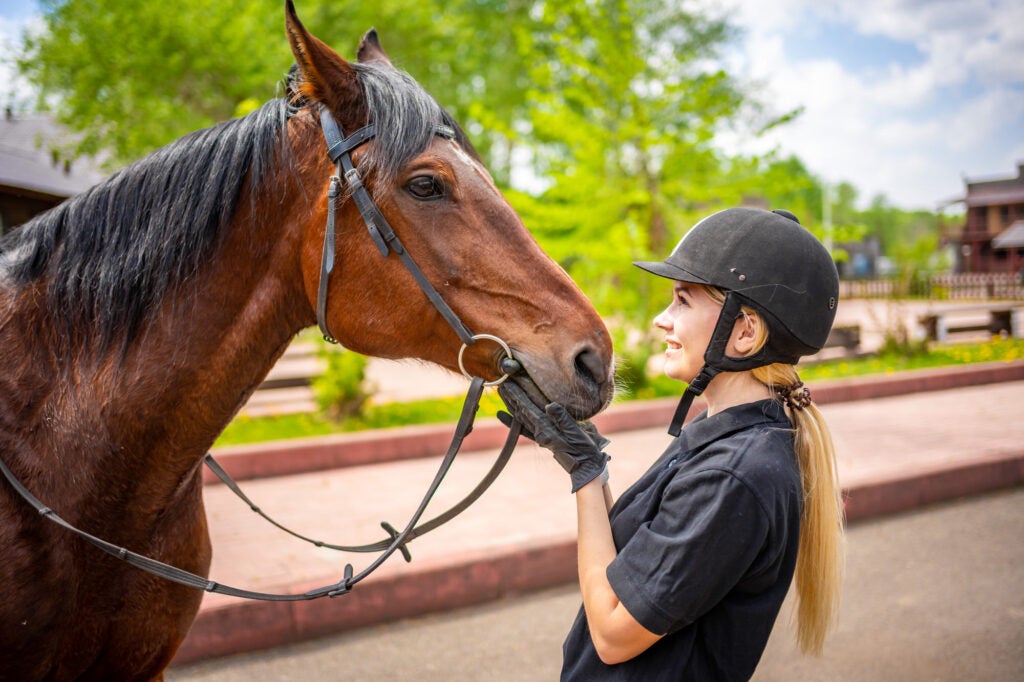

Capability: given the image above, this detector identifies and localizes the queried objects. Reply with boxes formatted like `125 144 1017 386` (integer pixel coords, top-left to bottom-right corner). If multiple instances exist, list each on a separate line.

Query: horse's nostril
574 346 607 388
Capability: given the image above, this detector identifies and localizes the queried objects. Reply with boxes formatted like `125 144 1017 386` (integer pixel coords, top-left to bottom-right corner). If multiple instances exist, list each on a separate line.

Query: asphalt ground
168 486 1024 681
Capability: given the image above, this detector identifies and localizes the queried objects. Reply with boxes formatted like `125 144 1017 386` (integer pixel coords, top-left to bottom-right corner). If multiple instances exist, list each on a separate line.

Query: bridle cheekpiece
315 105 475 347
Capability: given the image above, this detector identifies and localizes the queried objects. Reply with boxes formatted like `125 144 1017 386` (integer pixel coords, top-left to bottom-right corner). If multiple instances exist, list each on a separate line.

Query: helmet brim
633 259 710 284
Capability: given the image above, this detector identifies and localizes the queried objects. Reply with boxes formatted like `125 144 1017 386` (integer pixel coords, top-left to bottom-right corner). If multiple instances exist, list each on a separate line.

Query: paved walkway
167 372 1024 666
170 487 1024 681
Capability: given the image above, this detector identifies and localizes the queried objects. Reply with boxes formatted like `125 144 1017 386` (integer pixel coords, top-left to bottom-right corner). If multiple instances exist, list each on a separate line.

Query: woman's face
653 282 723 382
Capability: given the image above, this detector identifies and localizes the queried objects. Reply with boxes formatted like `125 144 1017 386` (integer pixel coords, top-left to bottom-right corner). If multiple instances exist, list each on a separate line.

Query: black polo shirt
562 399 802 681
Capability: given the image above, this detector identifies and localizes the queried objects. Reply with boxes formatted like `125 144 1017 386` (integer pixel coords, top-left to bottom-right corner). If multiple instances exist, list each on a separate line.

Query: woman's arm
575 478 663 665
493 386 659 662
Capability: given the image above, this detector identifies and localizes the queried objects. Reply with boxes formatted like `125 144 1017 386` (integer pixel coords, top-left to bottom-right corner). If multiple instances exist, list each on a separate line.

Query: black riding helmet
634 207 839 435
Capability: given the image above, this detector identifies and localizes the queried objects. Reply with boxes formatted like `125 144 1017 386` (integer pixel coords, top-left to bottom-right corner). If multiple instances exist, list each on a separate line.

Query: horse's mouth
500 366 601 422
504 371 552 413
497 345 613 421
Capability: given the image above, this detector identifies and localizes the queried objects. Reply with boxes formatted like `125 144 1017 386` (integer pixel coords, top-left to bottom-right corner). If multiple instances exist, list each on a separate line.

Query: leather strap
667 365 720 437
0 377 523 602
204 394 521 556
667 293 750 437
316 106 475 346
316 174 341 343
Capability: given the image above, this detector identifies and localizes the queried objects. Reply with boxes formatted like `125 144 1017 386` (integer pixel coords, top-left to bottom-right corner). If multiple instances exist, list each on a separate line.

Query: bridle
0 102 527 602
315 104 476 348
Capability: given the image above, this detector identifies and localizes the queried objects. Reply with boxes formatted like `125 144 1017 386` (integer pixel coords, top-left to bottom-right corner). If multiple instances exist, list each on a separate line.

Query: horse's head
283 2 613 418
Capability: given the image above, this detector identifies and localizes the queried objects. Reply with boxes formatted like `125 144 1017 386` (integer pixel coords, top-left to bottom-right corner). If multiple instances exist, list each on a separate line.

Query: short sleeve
606 468 771 635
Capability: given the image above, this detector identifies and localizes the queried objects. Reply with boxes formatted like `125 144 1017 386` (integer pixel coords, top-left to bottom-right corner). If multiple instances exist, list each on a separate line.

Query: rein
0 378 521 601
0 103 529 603
204 367 521 559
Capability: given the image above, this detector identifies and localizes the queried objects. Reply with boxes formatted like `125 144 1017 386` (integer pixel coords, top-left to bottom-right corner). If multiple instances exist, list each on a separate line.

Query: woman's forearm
575 479 661 664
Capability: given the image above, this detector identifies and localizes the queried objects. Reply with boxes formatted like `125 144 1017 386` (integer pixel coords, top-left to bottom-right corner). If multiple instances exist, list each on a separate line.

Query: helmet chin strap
667 292 769 436
667 365 720 437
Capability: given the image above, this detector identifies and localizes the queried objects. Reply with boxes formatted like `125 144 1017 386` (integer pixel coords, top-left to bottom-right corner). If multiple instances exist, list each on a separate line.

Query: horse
0 3 614 679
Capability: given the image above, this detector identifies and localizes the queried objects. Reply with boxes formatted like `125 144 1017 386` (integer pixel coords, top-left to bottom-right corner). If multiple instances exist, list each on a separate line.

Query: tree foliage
18 0 537 171
507 0 756 327
17 0 942 349
20 0 289 162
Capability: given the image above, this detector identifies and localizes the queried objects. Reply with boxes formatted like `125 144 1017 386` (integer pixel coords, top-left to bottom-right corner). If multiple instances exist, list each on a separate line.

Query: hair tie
778 380 812 410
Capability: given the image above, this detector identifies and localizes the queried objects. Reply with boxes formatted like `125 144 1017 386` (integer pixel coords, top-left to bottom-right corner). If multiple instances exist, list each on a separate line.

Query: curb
843 450 1024 522
205 360 1024 484
175 540 579 664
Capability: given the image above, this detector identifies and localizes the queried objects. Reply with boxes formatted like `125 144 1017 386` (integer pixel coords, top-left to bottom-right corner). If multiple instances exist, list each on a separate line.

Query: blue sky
720 0 1024 210
3 0 1022 211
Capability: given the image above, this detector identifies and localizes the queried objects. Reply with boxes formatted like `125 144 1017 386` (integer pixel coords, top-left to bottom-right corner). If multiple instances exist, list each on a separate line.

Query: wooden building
958 162 1024 274
0 108 106 237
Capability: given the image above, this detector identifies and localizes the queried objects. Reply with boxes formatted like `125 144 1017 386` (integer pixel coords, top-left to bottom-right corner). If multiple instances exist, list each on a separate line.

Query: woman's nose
653 307 672 330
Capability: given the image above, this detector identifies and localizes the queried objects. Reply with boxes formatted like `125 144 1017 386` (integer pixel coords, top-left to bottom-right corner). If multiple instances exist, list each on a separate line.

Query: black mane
345 62 477 193
0 61 473 351
0 98 290 349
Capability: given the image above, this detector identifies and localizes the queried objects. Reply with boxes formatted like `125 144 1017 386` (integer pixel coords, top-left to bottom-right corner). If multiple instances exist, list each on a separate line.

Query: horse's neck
3 202 314 518
108 213 313 468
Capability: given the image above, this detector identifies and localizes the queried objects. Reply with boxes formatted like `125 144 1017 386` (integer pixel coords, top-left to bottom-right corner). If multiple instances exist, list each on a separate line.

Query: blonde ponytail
752 363 845 655
703 285 845 655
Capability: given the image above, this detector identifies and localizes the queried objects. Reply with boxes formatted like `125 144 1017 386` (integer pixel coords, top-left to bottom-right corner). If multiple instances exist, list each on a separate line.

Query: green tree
863 194 940 257
506 0 767 331
22 0 882 339
20 0 288 164
17 0 538 173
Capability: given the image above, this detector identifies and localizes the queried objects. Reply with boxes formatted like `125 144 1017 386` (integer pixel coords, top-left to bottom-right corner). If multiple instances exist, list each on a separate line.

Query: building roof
963 162 1024 208
992 220 1024 250
0 110 107 200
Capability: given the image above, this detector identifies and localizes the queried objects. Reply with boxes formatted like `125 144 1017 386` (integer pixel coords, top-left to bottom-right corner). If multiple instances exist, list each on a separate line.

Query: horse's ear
284 0 364 120
357 28 392 66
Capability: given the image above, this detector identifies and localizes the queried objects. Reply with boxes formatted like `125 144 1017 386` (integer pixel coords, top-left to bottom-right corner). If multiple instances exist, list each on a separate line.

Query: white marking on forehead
446 139 501 195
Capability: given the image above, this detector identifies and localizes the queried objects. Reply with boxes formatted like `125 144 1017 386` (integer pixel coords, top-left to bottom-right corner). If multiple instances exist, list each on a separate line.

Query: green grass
215 337 1024 447
216 391 508 447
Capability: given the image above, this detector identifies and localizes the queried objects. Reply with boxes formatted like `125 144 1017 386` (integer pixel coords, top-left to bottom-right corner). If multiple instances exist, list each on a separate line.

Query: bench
917 305 1022 343
824 324 862 352
243 341 322 416
804 323 863 364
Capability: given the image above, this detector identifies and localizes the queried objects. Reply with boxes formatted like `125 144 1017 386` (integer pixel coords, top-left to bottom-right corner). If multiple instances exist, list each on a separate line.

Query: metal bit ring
458 334 515 386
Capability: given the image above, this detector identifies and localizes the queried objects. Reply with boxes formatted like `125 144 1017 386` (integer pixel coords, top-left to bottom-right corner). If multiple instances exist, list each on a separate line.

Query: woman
499 207 845 680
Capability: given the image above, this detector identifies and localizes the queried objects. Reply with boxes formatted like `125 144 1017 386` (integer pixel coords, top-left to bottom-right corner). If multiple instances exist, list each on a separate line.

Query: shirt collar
677 399 790 453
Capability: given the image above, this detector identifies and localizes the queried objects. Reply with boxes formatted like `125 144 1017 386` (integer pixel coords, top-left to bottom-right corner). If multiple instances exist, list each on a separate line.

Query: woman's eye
405 175 445 200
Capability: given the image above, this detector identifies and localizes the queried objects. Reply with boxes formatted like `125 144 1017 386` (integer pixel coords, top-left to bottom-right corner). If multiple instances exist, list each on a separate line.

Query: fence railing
840 273 1023 301
928 273 1023 300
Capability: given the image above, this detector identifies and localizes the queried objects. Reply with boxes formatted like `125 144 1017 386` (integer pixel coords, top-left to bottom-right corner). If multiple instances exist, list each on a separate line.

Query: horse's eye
405 175 445 200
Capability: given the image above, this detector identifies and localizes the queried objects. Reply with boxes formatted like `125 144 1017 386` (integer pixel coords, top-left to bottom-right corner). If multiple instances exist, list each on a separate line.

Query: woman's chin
662 367 689 383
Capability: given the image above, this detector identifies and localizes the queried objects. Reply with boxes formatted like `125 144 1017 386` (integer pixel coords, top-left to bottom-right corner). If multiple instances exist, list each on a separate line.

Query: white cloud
834 0 1024 84
720 0 1024 209
949 87 1024 152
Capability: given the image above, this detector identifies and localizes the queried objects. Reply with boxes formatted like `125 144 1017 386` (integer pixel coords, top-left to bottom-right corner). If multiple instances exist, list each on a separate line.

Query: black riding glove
498 382 610 493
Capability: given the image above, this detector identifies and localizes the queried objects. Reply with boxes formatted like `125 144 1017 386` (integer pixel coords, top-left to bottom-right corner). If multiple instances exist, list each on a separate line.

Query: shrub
312 342 373 421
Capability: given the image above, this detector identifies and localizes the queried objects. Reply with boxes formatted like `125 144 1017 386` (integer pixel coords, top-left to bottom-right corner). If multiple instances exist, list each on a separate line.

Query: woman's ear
729 310 761 357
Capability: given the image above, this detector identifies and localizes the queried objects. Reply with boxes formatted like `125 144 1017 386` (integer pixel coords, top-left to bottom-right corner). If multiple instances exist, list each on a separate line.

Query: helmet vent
724 262 749 278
